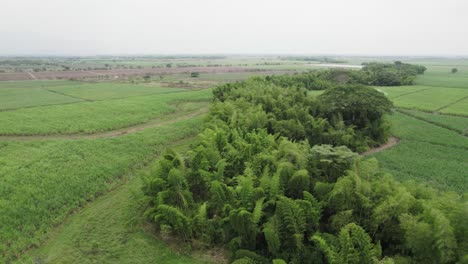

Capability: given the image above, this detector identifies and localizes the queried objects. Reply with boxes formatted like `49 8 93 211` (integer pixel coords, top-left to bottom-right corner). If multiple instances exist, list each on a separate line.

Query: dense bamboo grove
143 74 467 263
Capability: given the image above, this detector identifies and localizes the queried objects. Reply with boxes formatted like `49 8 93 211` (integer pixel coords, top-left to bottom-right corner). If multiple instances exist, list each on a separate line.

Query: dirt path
305 63 363 69
361 136 400 156
27 71 38 80
88 71 103 76
0 107 208 141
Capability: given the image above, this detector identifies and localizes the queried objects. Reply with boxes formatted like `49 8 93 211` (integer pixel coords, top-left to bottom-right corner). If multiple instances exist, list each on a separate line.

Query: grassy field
0 80 82 88
0 113 207 262
48 83 186 100
369 112 468 192
410 60 468 89
370 61 468 192
0 87 82 110
377 85 468 114
1 58 467 263
440 97 468 116
0 88 210 135
0 78 215 263
398 109 468 134
18 138 217 264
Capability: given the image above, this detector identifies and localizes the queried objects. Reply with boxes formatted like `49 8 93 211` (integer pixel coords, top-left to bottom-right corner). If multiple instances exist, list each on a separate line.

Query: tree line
142 66 466 264
262 61 426 88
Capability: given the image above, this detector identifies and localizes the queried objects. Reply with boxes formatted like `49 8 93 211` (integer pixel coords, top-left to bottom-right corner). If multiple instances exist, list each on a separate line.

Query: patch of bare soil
0 67 296 81
361 136 400 156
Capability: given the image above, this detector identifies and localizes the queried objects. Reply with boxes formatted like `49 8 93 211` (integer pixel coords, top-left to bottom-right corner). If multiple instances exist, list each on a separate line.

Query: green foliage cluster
248 61 426 91
142 76 467 263
212 78 392 152
285 62 427 87
359 62 427 86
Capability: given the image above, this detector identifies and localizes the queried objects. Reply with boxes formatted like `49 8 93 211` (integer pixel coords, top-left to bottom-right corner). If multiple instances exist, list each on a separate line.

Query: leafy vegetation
359 61 426 86
211 78 392 152
143 75 467 263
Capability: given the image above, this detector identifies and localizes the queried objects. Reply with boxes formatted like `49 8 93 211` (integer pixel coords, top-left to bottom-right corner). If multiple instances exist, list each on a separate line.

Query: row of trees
359 62 427 86
256 61 426 90
143 72 466 263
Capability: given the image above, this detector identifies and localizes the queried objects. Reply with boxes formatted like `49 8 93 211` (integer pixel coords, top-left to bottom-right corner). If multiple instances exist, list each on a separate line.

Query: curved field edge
366 112 468 192
0 115 206 263
0 89 212 136
17 138 220 264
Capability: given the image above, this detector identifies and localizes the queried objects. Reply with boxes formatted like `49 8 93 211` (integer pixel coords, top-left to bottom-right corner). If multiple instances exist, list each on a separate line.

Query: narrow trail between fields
361 136 400 156
27 71 38 80
0 107 208 141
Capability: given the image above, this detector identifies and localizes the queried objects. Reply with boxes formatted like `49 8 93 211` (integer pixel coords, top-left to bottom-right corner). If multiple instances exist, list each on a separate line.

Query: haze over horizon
1 0 467 56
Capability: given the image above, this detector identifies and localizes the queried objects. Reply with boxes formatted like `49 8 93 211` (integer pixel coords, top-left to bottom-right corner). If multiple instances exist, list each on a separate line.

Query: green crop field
369 62 468 193
1 57 467 264
0 80 82 88
374 85 430 98
377 85 468 114
0 87 82 110
440 97 468 116
0 78 215 262
398 109 468 134
410 60 468 89
48 83 186 100
0 88 210 135
0 105 208 262
370 112 468 192
18 138 214 264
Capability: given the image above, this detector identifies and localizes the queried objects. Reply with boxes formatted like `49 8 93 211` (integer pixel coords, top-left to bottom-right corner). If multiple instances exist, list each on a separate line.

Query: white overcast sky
1 0 467 56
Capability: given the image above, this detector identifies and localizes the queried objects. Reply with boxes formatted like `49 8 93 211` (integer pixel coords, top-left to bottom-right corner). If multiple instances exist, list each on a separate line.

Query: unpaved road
0 66 289 81
27 72 37 80
361 136 400 156
0 107 208 141
305 63 363 69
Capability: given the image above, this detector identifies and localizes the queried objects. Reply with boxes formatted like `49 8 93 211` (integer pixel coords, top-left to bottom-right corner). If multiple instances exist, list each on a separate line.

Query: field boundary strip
26 72 38 80
397 106 468 118
390 87 432 99
0 107 208 141
433 95 468 112
0 100 87 112
397 109 467 136
41 87 94 102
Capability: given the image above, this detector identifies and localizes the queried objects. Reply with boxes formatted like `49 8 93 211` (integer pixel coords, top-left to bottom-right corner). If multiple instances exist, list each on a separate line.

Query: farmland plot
0 89 211 135
389 87 467 112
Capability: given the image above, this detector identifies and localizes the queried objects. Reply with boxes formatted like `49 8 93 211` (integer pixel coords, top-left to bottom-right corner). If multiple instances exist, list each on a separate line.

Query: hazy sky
1 0 467 56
